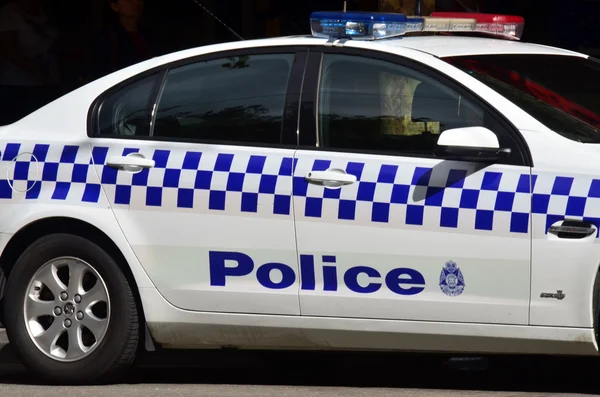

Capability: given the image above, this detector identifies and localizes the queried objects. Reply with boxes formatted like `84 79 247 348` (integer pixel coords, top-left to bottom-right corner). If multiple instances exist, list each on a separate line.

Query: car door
292 49 533 325
88 48 307 315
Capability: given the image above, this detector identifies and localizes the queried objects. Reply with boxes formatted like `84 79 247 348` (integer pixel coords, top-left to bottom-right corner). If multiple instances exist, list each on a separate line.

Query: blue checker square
259 174 277 194
91 147 109 164
82 184 101 203
115 185 131 205
481 172 502 191
214 154 234 172
42 163 59 182
406 205 424 225
312 159 331 171
132 169 149 186
346 162 365 180
52 182 71 200
357 182 376 202
177 188 194 209
424 186 444 207
209 190 226 211
25 181 41 199
338 200 356 220
440 207 459 228
510 212 529 234
377 164 398 184
475 210 494 231
152 150 170 168
100 166 117 184
551 176 574 196
60 146 79 163
3 143 20 161
274 194 291 215
246 155 266 174
305 197 323 218
194 170 212 190
323 187 341 199
372 202 390 223
0 180 11 199
459 189 479 209
446 169 467 188
163 169 181 188
278 157 296 176
589 180 600 198
241 192 258 213
146 186 163 207
32 144 49 162
390 184 409 204
182 152 202 170
72 164 89 183
122 148 139 156
494 191 515 212
293 176 308 197
566 196 587 217
13 161 29 180
226 172 245 192
531 194 550 214
516 174 536 193
412 167 431 186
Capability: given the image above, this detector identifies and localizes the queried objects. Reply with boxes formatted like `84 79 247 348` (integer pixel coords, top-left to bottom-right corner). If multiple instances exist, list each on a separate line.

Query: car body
2 13 600 383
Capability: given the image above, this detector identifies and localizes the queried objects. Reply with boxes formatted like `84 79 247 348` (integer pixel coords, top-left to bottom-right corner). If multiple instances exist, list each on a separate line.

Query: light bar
430 12 525 40
411 16 476 32
310 11 425 40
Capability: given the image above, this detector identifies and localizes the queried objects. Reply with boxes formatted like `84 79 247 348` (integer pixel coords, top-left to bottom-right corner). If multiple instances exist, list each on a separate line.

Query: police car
1 9 599 384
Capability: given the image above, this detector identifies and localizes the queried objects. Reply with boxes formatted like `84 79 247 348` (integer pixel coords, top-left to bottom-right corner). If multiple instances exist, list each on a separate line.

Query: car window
318 54 486 154
153 53 295 145
443 54 600 143
96 73 160 138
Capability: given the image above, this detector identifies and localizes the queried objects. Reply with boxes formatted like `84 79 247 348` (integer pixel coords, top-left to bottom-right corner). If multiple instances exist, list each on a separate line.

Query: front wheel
3 233 140 384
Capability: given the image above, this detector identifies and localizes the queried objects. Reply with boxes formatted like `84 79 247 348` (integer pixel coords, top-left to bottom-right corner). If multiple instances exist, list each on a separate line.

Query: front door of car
89 48 307 316
292 50 532 325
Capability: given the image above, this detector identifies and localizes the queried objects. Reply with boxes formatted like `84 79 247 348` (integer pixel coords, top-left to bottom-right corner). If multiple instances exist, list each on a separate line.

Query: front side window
443 54 600 143
318 54 486 154
153 53 295 145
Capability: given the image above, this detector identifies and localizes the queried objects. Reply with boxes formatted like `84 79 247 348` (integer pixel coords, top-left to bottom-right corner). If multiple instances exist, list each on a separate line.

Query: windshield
442 54 600 143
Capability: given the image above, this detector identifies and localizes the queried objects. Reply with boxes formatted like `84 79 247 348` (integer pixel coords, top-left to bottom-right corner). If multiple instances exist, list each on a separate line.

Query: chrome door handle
106 154 155 172
305 169 357 188
548 220 596 239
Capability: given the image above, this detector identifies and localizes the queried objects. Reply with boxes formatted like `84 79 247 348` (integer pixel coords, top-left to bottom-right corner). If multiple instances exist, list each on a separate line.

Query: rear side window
153 54 295 145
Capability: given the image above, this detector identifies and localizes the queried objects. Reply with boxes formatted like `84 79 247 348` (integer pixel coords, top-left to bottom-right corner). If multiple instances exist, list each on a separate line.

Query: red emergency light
430 12 525 40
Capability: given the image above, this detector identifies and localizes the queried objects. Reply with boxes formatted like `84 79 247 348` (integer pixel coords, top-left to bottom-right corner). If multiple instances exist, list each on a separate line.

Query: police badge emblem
439 260 465 297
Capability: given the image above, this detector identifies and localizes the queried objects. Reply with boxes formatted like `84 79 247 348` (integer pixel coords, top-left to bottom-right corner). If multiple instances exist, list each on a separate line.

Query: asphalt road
1 328 600 396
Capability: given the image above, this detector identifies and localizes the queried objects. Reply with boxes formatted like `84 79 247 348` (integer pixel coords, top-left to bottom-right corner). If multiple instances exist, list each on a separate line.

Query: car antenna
344 1 347 12
188 0 245 41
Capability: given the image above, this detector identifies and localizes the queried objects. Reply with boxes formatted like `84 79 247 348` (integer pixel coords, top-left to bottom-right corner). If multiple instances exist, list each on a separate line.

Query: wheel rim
23 256 111 362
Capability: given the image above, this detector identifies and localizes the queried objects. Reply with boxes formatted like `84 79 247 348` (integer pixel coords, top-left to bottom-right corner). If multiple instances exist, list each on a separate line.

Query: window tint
318 54 486 154
153 54 294 145
97 74 159 137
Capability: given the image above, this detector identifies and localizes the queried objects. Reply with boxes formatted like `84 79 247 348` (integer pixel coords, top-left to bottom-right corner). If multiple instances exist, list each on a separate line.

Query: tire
3 233 139 384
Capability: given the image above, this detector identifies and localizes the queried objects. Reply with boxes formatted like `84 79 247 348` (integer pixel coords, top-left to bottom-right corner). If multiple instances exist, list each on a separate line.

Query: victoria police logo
439 260 465 297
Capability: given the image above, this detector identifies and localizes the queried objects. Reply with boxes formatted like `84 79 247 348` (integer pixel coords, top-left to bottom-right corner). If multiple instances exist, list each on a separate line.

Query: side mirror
434 126 511 162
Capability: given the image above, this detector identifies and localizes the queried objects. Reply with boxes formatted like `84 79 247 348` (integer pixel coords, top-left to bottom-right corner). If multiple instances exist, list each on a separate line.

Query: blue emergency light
310 11 424 40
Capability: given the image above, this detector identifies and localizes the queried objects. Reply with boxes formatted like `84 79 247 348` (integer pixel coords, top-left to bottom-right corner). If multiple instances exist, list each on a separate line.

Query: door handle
548 220 597 239
106 154 155 172
305 169 357 188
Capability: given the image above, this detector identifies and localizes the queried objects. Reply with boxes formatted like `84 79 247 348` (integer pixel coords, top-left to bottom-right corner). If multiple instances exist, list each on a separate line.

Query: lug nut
64 319 72 328
74 294 82 304
76 311 84 320
53 307 62 316
60 292 68 301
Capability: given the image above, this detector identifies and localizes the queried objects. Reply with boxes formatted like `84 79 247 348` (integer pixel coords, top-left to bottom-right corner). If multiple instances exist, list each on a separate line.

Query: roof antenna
343 1 347 12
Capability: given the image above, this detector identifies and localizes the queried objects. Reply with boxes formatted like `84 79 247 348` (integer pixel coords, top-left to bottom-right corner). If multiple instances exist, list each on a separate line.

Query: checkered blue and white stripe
2 142 600 238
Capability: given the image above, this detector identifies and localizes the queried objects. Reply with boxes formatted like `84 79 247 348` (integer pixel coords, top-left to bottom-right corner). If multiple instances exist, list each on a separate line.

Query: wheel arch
0 217 148 338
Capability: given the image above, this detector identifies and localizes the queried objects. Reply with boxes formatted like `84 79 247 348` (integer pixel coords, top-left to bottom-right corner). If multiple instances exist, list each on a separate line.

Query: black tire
3 233 139 384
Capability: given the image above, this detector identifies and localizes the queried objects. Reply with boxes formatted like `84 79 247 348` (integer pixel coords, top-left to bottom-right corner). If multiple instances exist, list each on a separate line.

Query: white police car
1 9 600 384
